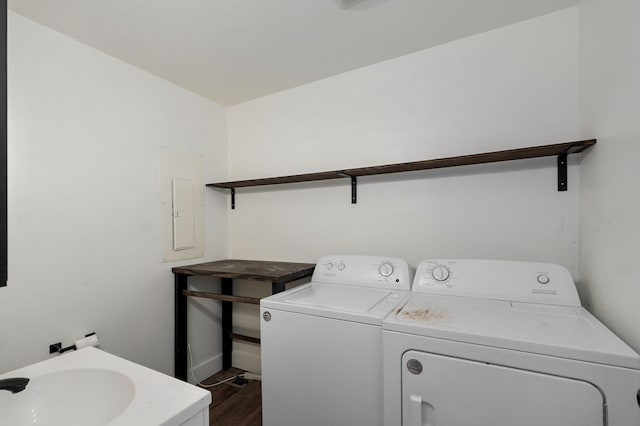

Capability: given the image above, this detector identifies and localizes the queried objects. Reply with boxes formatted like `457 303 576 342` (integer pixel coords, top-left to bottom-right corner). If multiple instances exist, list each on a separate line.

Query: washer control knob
537 274 550 285
379 263 394 277
432 265 450 282
325 263 334 270
337 263 346 271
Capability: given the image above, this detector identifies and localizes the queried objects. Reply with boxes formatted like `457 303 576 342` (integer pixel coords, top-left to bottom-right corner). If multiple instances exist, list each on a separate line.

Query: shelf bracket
351 175 357 204
231 188 236 209
557 153 568 191
338 173 357 204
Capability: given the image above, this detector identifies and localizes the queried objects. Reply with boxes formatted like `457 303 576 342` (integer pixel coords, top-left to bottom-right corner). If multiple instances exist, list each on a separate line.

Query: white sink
0 347 211 426
0 369 135 425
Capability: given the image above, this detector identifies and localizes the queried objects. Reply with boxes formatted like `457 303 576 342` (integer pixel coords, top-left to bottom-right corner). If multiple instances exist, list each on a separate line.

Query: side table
172 259 315 380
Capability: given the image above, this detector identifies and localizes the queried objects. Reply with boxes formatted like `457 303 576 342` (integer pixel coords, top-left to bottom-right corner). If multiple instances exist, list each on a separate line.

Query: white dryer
383 259 640 426
260 255 412 426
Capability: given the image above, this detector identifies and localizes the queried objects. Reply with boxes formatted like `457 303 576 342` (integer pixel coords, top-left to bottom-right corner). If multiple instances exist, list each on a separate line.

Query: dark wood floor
200 368 262 426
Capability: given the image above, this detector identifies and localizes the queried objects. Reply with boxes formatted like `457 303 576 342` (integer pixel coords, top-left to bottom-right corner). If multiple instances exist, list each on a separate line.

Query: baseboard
190 353 222 385
189 349 261 383
232 350 261 374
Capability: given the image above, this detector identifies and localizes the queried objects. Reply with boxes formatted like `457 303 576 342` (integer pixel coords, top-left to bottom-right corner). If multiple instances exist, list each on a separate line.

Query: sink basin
0 368 135 425
0 348 210 425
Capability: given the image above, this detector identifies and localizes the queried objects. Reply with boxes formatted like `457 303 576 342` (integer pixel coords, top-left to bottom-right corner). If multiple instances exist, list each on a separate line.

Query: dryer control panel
412 259 580 306
313 255 413 290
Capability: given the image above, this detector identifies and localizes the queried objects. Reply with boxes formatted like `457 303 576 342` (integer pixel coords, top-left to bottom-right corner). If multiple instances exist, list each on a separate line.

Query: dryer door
401 351 605 426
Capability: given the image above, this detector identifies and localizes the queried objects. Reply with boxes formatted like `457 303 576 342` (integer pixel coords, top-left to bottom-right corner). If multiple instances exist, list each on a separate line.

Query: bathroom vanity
0 347 211 425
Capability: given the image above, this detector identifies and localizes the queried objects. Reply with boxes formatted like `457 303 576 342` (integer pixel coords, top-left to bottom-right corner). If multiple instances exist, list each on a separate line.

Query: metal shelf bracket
338 173 357 204
558 153 568 191
351 175 357 204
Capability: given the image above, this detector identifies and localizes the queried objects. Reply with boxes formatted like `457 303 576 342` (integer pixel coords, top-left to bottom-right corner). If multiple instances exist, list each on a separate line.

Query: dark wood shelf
208 139 596 209
172 259 316 285
182 290 261 305
209 171 345 189
229 332 260 345
343 140 595 177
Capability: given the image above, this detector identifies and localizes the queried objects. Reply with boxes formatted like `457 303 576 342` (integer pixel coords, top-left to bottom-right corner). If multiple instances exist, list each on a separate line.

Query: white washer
260 255 413 426
383 259 640 426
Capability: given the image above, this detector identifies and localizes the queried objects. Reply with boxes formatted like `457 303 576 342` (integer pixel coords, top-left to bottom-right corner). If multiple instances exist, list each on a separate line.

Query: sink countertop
0 347 211 425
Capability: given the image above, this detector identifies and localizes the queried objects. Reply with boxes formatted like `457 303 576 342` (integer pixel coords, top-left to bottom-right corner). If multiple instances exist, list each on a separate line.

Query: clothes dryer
383 259 640 426
261 255 412 426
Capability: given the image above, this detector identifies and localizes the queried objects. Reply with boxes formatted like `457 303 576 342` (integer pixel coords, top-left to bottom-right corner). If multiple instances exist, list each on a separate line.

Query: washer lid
261 282 408 325
384 294 640 369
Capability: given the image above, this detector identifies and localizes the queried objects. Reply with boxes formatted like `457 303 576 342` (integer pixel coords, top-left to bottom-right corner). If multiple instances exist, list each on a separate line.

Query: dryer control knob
432 265 450 282
537 274 550 285
325 263 334 270
379 263 394 277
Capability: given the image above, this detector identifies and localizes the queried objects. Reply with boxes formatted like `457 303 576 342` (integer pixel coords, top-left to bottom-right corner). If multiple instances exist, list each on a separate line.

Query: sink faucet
0 377 29 393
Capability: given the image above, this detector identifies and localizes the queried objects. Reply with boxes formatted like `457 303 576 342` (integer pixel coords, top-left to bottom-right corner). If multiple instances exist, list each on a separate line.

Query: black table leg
272 282 286 294
221 278 233 370
174 273 188 381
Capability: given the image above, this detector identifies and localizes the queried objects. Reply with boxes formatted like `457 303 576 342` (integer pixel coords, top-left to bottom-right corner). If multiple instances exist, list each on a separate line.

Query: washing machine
260 255 413 426
383 259 640 426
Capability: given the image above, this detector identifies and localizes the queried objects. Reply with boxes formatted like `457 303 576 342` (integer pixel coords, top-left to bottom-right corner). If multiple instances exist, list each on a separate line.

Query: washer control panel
314 255 412 290
412 259 580 307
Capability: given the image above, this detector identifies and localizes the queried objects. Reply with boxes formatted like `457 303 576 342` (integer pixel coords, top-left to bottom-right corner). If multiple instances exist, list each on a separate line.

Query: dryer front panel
401 350 605 426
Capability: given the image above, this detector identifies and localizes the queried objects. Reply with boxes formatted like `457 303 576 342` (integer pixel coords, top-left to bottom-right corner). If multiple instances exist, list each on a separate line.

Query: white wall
2 12 228 376
8 4 622 380
226 8 581 371
578 0 640 351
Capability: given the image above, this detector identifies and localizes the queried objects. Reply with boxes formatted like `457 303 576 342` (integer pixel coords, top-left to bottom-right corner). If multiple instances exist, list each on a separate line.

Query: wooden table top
172 259 315 284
